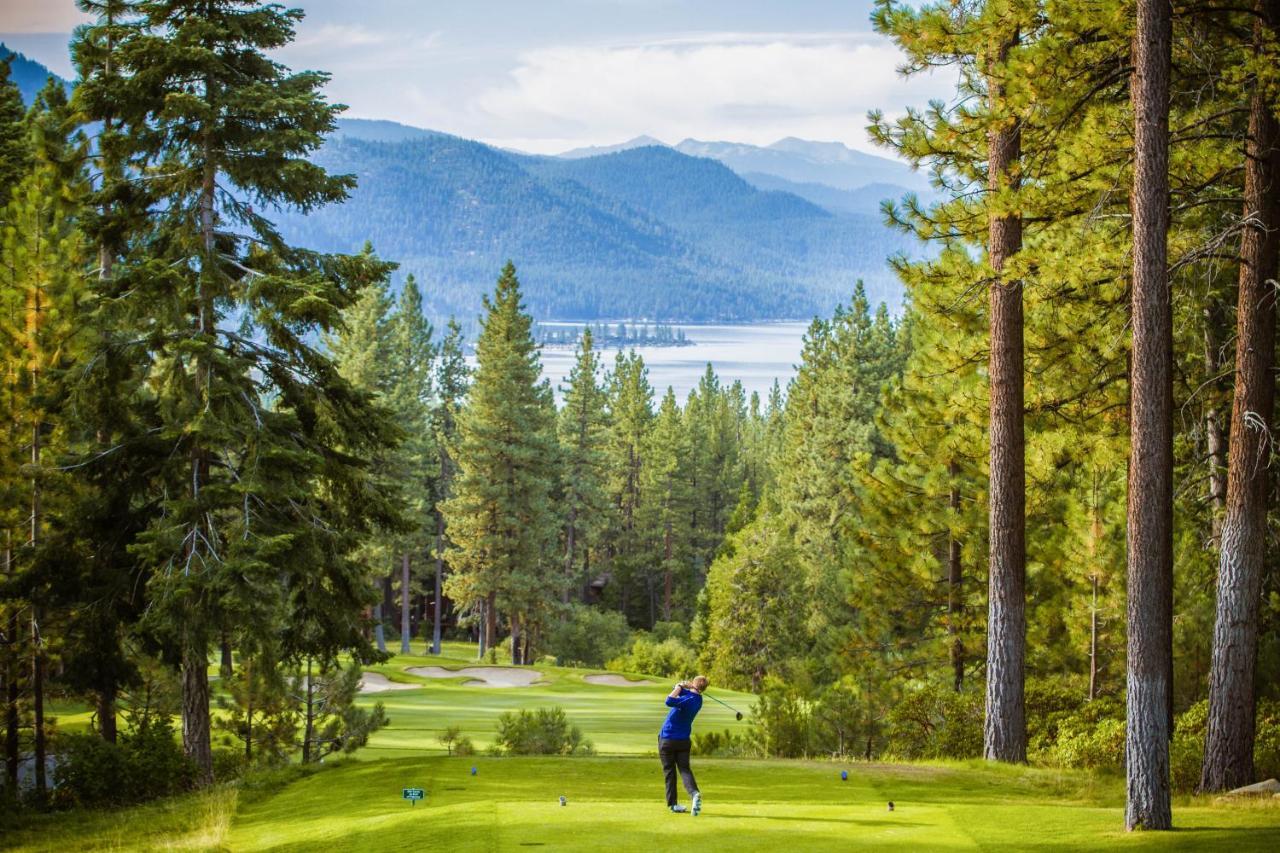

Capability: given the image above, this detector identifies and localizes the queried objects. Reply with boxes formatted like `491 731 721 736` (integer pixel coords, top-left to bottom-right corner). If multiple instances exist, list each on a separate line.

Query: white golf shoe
692 791 702 816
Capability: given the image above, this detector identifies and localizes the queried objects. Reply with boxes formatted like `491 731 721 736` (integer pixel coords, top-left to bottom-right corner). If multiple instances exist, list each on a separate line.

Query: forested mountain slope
275 130 917 320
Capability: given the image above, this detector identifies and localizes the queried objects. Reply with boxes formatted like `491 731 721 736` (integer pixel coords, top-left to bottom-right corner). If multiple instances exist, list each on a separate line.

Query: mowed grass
226 756 1279 852
6 647 1277 851
355 640 754 756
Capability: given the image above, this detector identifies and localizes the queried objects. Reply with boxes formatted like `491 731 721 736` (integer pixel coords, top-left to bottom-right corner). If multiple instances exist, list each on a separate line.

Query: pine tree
0 79 90 797
557 328 609 604
640 388 694 622
0 58 28 210
1126 0 1174 830
1201 0 1280 794
106 0 399 784
443 263 557 663
430 318 467 655
385 275 437 654
603 350 654 623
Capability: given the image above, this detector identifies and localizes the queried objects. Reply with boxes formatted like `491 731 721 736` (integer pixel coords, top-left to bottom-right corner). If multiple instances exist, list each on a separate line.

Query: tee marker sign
403 787 425 806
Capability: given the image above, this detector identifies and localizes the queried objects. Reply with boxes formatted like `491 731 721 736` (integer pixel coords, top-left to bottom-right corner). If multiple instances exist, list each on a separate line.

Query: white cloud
0 1 90 33
470 35 952 154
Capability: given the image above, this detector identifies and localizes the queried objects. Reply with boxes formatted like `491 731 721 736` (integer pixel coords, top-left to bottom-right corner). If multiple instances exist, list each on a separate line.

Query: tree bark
401 553 412 655
373 602 386 654
484 591 497 656
948 463 964 693
984 26 1027 764
432 512 444 655
4 532 16 789
1126 0 1174 830
98 685 118 744
182 636 214 786
220 633 233 680
510 613 521 666
1089 574 1100 702
1201 0 1280 794
302 656 315 764
31 612 45 796
1203 307 1227 542
564 509 576 606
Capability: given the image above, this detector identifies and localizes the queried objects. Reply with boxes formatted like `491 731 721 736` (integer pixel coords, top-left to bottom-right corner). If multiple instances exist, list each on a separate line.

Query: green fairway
5 647 1278 852
354 640 754 756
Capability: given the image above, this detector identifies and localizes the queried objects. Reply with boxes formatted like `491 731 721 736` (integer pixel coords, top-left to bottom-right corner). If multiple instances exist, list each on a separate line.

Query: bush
53 718 194 808
883 682 983 761
606 634 695 680
212 747 247 783
545 604 633 668
454 736 476 756
494 707 593 756
751 679 814 758
692 728 756 757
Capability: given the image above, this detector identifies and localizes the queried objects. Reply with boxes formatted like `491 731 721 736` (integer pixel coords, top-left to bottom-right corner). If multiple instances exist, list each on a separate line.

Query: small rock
1225 778 1280 796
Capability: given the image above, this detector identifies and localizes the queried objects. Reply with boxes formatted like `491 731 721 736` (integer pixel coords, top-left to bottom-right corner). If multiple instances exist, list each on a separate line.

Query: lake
534 321 810 403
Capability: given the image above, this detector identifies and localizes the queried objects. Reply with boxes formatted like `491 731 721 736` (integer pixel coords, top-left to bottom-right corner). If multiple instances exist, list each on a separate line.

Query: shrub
607 634 695 680
883 682 983 761
494 707 593 756
454 736 476 756
53 718 194 808
212 747 248 783
693 728 756 757
751 679 814 758
546 604 633 667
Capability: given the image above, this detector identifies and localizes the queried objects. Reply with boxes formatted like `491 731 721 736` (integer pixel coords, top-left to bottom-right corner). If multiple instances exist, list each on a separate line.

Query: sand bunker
583 674 655 687
407 666 544 688
358 672 420 694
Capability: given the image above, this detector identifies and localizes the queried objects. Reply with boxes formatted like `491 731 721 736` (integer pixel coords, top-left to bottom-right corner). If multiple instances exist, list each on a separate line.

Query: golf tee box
403 787 425 806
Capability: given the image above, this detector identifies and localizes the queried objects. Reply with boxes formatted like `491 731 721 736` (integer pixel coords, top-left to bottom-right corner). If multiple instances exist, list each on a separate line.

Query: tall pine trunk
564 508 576 606
1201 0 1280 794
4 531 16 789
400 553 412 655
182 635 214 786
432 512 444 655
1126 0 1174 830
948 462 964 692
984 26 1027 764
484 591 497 656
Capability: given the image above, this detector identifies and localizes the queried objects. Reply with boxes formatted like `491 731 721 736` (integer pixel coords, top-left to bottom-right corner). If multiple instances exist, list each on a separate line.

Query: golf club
703 691 744 721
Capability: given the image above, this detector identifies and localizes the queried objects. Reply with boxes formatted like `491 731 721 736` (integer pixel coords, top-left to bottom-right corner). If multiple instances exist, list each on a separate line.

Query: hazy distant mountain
738 172 915 218
0 44 72 104
675 137 930 194
273 134 916 321
333 118 443 144
557 136 667 159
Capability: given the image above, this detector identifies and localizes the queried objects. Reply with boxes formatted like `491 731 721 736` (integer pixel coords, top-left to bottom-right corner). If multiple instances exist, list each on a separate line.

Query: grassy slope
224 756 1280 852
6 646 1277 851
355 640 754 757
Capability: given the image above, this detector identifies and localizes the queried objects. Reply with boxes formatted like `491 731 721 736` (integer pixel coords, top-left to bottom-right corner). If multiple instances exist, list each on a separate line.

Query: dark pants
659 737 698 806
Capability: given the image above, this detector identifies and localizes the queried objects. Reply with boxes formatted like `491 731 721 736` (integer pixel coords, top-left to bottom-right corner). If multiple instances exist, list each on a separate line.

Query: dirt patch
358 672 420 694
583 674 655 687
407 666 544 688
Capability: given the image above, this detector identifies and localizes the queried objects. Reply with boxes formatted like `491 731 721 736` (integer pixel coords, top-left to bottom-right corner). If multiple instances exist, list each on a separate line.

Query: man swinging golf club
660 675 707 815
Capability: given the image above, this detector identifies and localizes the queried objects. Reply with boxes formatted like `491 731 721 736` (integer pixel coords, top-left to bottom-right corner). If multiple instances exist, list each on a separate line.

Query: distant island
536 322 693 349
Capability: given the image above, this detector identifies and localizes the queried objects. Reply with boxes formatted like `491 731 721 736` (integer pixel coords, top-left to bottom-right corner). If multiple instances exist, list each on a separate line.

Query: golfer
659 675 706 815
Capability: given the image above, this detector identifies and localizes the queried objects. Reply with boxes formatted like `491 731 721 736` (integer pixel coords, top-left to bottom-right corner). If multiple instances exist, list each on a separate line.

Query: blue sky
0 1 950 154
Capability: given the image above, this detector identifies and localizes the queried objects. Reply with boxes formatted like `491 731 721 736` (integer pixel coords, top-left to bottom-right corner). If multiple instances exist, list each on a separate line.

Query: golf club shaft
703 691 741 716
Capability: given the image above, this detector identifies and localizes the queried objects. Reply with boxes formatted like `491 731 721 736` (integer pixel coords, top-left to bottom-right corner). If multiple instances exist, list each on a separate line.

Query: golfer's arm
668 684 683 700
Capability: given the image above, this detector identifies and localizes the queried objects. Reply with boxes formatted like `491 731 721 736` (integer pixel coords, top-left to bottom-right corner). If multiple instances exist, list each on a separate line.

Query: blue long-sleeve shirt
660 689 703 740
